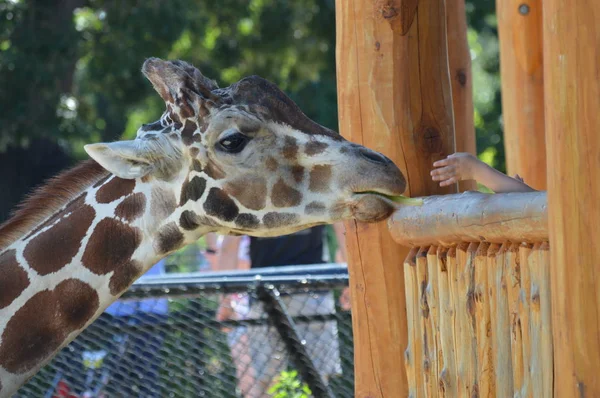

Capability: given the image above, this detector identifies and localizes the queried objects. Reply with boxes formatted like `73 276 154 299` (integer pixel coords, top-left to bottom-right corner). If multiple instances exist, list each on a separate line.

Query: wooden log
446 0 477 193
488 243 514 396
497 0 546 190
404 248 423 398
437 247 457 397
454 243 477 396
335 0 458 395
388 191 548 246
544 0 600 394
505 243 524 393
517 243 533 398
417 246 437 398
473 242 493 397
426 245 442 397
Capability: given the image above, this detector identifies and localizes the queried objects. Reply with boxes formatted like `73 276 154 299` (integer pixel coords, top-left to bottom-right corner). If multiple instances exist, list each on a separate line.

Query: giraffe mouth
349 191 422 223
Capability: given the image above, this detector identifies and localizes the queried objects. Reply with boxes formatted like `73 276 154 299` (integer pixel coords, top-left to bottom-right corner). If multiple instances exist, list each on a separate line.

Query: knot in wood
456 69 467 87
418 126 443 153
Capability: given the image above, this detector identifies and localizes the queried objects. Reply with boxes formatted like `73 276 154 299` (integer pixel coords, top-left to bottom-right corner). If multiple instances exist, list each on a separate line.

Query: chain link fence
16 264 354 398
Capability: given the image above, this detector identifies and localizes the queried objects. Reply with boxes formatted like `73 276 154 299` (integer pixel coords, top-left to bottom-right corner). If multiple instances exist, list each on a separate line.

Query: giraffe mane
0 159 109 251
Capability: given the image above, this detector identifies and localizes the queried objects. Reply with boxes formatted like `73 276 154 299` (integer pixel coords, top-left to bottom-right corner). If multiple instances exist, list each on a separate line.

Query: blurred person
217 224 346 398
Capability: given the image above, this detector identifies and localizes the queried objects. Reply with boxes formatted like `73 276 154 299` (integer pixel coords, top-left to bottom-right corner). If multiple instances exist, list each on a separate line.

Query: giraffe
0 58 406 397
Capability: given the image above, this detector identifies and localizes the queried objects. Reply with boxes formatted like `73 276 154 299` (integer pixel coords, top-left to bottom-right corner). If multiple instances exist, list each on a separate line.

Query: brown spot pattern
191 159 203 172
24 194 86 240
109 260 143 294
189 147 200 157
272 178 302 208
204 188 240 221
0 279 99 374
291 166 305 184
309 165 332 192
24 203 95 276
180 210 201 230
96 177 136 204
235 213 260 229
151 187 177 220
181 120 197 146
305 141 328 156
263 212 298 228
305 201 327 215
156 222 184 254
266 157 278 172
224 177 267 211
180 176 207 205
114 193 146 222
0 250 30 309
81 218 142 295
204 161 226 180
282 136 299 160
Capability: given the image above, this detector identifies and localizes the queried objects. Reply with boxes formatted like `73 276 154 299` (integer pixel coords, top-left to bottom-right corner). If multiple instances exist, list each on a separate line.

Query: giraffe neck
0 171 207 397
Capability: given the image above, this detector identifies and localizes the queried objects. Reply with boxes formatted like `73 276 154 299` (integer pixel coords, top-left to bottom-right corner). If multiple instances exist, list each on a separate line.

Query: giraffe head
85 58 406 239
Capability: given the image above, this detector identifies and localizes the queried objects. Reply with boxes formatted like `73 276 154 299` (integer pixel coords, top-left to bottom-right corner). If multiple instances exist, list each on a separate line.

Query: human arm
332 222 347 263
430 152 536 193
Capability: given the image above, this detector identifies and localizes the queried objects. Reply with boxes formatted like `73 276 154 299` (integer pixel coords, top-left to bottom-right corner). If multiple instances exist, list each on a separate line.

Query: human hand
216 296 234 322
430 152 482 187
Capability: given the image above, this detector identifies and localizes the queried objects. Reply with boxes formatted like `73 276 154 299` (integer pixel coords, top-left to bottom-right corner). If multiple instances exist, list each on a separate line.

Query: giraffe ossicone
0 58 406 397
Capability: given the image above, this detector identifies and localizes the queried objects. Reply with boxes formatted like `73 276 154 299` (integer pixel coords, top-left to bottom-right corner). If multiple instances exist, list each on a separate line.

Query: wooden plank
426 245 443 397
544 0 600 394
417 246 437 398
474 242 493 397
446 0 477 193
455 242 477 396
497 0 546 190
437 246 457 397
538 242 552 398
335 0 458 395
505 243 524 393
527 243 543 397
404 247 423 398
488 243 514 396
518 243 533 398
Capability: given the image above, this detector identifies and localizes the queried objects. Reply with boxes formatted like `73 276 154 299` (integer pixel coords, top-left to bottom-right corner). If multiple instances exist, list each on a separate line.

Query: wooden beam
543 0 600 395
388 191 548 246
497 0 546 190
335 0 457 396
446 0 477 192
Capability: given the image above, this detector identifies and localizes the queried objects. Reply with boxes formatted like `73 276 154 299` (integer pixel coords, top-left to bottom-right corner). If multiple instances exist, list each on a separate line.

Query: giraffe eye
218 132 249 153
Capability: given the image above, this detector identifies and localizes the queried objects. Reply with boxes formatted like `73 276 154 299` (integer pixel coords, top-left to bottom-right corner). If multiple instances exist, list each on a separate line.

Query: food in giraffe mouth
350 192 423 223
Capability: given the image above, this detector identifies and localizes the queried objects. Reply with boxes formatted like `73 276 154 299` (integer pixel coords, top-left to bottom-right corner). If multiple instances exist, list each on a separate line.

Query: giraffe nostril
359 148 389 165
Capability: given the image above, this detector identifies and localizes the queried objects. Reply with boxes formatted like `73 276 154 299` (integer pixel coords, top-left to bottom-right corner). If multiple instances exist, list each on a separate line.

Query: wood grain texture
335 0 458 396
417 247 437 397
388 191 548 246
506 243 524 393
437 246 457 397
518 244 533 398
426 246 442 397
497 0 546 190
543 0 600 395
474 243 494 397
404 248 423 398
446 0 477 192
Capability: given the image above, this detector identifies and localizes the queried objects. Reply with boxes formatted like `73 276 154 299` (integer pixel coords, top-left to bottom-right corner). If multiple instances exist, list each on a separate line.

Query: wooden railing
389 191 552 397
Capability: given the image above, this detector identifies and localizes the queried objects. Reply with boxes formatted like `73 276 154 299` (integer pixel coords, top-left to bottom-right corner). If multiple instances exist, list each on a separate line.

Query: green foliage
267 370 312 398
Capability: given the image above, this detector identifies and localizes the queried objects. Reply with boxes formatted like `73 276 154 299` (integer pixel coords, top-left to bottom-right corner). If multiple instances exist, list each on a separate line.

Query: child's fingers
439 176 459 187
433 158 451 167
430 165 455 177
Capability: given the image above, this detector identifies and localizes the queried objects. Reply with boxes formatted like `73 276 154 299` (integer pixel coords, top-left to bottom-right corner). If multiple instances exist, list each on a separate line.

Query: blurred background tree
0 0 502 223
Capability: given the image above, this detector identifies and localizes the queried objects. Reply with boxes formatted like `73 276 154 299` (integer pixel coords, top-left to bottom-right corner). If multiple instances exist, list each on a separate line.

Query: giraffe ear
84 141 157 179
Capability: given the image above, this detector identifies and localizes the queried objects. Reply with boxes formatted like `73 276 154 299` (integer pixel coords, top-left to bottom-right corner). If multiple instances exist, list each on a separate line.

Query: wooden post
543 0 600 395
497 0 546 190
335 0 457 396
446 0 477 192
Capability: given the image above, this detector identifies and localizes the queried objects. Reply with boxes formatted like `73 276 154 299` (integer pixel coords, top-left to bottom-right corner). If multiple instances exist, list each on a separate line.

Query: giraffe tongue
360 191 424 206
